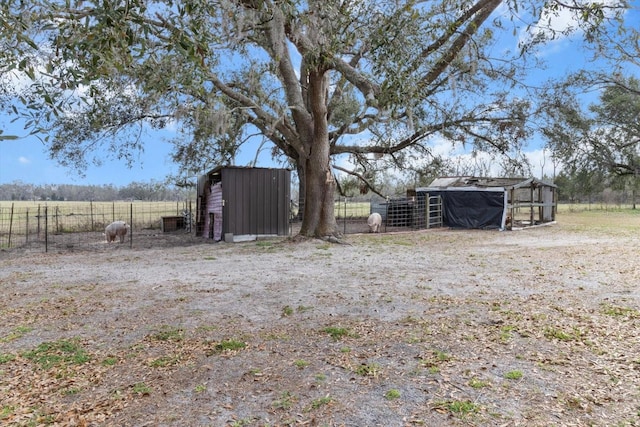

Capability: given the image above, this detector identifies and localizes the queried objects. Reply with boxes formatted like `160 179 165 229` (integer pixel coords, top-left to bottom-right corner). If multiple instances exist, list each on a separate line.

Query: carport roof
422 176 556 190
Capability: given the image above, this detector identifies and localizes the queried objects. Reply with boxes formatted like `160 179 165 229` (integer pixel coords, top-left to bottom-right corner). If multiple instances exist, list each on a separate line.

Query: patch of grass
504 370 523 380
602 304 639 318
0 353 16 364
149 325 184 342
419 350 453 369
309 395 332 410
543 327 576 341
22 339 90 369
469 377 490 389
0 405 15 420
434 350 452 362
62 387 82 396
282 305 294 317
354 362 381 377
391 239 414 247
272 391 297 410
435 399 481 416
102 356 118 366
564 395 583 410
194 384 207 393
195 325 218 333
208 339 246 355
323 326 351 341
500 325 516 342
149 355 180 368
256 241 274 248
294 359 309 369
203 256 216 260
385 389 401 400
0 325 33 343
315 373 327 382
132 382 152 395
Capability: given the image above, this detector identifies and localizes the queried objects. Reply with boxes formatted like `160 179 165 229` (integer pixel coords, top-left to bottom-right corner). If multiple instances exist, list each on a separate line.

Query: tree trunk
299 155 338 237
295 162 305 221
298 69 339 238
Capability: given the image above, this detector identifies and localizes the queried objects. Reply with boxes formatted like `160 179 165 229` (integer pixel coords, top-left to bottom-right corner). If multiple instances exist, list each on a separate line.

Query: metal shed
417 176 557 230
196 166 291 242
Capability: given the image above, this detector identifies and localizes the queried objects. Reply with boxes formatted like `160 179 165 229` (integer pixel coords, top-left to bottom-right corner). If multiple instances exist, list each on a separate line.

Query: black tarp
420 189 505 229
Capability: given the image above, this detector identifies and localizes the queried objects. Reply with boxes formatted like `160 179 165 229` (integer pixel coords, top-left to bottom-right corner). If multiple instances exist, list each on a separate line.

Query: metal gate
426 195 443 228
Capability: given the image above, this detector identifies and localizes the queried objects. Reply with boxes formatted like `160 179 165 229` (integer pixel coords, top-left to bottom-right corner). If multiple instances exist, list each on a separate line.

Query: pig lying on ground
105 221 130 243
367 212 382 233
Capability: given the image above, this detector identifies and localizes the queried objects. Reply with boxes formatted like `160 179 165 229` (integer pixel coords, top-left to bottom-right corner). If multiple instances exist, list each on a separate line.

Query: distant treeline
0 180 195 202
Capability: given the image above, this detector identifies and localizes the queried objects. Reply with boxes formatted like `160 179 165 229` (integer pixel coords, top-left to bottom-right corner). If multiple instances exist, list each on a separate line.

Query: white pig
367 212 382 233
105 221 130 243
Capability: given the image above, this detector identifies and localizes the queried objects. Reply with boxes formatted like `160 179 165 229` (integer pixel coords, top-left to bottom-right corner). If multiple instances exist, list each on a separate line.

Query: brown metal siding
221 167 290 236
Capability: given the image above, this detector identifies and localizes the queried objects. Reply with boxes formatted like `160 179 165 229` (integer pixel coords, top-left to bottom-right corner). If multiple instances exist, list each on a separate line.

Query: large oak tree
0 0 627 237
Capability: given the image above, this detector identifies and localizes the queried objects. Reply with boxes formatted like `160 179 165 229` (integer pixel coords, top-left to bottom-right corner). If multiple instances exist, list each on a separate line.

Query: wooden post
129 203 133 249
529 186 534 225
343 197 347 235
55 206 60 233
8 203 14 248
44 206 48 253
510 188 515 230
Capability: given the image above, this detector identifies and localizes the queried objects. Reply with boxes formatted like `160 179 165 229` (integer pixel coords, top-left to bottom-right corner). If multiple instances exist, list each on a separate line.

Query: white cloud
520 0 625 49
525 148 563 180
18 156 31 165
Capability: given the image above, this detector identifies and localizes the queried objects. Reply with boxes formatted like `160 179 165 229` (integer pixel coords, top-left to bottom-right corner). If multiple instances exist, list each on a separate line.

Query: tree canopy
541 73 639 207
0 0 630 236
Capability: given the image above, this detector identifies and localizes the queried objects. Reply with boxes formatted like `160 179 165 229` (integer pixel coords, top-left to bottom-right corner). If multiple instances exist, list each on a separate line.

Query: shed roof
203 165 290 178
420 176 556 190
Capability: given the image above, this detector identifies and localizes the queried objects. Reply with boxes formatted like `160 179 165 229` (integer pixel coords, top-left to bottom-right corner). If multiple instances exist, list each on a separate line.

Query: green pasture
333 200 370 218
555 204 640 235
0 200 190 239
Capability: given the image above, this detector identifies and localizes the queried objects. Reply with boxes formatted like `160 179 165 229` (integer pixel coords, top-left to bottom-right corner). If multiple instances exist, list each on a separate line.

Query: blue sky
1 3 637 187
0 122 275 186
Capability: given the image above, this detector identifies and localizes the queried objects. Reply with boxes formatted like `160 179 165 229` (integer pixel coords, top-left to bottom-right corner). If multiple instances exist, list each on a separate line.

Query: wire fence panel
294 196 444 235
0 201 195 252
2 197 444 251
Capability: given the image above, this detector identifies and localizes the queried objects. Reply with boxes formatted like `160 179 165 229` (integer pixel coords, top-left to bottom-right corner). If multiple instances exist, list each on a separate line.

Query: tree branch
332 164 386 199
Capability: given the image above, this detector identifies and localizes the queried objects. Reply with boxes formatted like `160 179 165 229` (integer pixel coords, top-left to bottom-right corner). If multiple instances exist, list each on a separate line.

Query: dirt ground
1 216 639 427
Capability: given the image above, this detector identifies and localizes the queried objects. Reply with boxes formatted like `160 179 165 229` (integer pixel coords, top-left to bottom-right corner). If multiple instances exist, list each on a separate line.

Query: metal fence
1 196 444 252
326 195 443 235
0 201 195 252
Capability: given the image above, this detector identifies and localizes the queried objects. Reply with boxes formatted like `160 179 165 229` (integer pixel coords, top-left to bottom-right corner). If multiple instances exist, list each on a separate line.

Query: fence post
37 205 41 238
55 206 60 233
8 203 14 248
426 195 430 229
45 205 48 253
112 202 115 223
90 200 94 231
343 197 347 235
129 203 133 248
385 196 389 233
25 208 29 244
